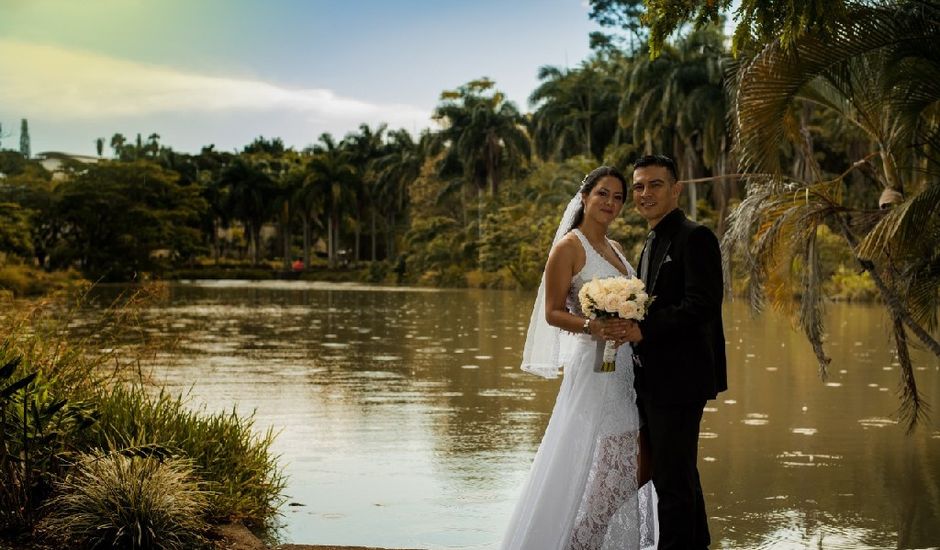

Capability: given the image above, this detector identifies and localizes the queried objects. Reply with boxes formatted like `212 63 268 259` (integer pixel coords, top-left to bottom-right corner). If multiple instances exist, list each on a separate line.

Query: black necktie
639 230 656 284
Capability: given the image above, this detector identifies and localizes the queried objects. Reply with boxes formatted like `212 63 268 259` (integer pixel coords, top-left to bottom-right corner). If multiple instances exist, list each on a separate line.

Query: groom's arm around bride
624 154 727 550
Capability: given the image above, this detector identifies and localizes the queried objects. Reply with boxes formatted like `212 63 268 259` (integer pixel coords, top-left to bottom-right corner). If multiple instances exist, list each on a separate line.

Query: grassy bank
0 264 84 298
0 287 285 549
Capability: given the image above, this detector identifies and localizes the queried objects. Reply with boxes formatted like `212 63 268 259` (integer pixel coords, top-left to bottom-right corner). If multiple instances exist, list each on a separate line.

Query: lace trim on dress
568 431 640 550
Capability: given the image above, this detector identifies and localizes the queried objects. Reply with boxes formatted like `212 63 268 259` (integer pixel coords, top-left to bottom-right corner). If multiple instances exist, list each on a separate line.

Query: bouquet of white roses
578 276 650 372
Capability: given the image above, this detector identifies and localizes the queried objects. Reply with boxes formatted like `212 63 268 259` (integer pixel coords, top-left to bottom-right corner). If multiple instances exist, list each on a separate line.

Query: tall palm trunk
386 211 396 259
251 223 262 265
371 209 377 262
330 210 342 267
327 213 334 268
302 215 311 270
281 202 291 272
212 218 220 265
354 226 361 263
486 135 501 196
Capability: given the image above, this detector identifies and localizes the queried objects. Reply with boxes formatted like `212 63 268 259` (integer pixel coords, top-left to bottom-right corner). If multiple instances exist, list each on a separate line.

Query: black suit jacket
634 208 728 405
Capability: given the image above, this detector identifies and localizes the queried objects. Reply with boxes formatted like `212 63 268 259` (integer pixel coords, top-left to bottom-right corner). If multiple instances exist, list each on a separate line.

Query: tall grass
0 285 285 543
42 451 209 550
90 386 285 526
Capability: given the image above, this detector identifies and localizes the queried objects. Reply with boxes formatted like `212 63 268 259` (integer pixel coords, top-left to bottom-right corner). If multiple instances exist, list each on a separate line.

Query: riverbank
215 523 422 550
0 258 881 300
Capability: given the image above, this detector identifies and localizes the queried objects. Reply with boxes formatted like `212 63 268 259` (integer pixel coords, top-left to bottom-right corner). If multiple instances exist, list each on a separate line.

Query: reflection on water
87 280 940 549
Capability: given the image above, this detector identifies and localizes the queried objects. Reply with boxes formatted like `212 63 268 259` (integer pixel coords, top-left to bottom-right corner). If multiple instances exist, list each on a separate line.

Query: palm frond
856 182 940 261
892 315 930 434
734 4 940 175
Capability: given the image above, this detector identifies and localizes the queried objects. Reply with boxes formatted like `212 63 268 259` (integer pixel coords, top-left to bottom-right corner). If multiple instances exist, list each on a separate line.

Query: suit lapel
647 234 672 292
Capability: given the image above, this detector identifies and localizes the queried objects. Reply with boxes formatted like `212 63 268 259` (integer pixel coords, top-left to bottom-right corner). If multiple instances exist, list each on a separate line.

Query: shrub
42 451 209 550
88 386 285 527
825 265 878 301
0 286 285 541
0 346 100 531
0 265 83 297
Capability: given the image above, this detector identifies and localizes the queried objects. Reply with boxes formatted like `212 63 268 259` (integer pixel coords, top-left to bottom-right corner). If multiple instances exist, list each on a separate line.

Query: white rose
618 301 640 319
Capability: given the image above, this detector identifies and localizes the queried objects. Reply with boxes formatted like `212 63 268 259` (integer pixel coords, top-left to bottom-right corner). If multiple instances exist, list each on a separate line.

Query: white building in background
34 151 100 180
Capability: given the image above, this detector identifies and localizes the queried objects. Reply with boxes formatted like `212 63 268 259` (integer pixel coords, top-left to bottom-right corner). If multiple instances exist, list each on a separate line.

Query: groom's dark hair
633 154 679 182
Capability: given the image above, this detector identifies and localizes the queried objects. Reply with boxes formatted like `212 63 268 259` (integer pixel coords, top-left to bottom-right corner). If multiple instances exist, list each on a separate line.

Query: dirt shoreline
215 522 425 550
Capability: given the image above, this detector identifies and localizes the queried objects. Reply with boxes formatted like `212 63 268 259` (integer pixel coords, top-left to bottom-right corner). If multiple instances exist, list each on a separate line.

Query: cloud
0 39 430 129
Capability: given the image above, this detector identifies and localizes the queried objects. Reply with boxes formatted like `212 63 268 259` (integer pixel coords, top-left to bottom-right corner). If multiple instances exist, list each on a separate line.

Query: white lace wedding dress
501 229 657 550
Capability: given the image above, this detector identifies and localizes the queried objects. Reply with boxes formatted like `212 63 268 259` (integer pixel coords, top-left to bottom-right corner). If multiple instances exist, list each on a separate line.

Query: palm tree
110 133 126 158
292 153 322 270
433 78 531 196
269 152 301 271
219 156 279 264
344 123 388 262
529 57 621 162
306 133 357 268
723 2 940 430
620 26 732 223
372 129 430 259
147 133 161 157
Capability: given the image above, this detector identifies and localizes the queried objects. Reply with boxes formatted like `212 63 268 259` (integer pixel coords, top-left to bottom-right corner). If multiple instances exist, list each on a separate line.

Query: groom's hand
623 320 643 343
599 318 629 343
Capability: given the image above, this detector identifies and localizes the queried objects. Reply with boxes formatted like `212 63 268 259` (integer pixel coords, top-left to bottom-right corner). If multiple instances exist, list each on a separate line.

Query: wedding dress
501 229 657 550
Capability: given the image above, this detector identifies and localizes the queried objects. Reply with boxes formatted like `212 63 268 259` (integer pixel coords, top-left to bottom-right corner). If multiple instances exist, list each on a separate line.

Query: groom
624 154 727 549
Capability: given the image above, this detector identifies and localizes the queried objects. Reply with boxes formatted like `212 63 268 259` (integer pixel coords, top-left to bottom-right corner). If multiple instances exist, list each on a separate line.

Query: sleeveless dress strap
572 229 595 258
607 238 635 278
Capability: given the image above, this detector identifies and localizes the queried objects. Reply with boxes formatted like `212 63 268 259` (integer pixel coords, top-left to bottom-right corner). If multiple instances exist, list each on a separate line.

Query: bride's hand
593 318 629 342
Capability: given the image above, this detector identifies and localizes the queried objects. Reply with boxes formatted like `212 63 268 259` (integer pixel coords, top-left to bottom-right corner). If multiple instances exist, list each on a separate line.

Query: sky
0 0 601 156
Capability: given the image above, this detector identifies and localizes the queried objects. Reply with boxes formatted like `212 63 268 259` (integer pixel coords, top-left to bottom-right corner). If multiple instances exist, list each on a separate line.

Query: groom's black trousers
638 396 710 549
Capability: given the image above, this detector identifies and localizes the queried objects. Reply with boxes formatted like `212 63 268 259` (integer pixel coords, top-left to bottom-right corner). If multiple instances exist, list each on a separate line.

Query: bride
501 166 656 550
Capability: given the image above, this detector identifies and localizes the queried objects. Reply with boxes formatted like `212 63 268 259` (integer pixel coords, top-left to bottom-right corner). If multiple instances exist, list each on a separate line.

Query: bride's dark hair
566 165 628 233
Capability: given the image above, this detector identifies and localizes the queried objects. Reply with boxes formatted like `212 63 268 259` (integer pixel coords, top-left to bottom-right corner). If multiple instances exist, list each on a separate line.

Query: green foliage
0 203 33 258
42 452 209 550
636 0 850 56
433 78 531 195
0 349 99 531
404 215 477 286
825 266 877 301
0 265 84 298
529 59 621 162
0 288 285 538
88 386 285 526
722 1 940 429
54 160 207 280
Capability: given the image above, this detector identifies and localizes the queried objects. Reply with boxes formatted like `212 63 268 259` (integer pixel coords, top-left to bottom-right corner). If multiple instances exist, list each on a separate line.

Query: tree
529 58 621 162
19 119 30 159
0 123 11 150
722 2 940 430
621 26 732 224
0 172 59 269
433 78 531 196
95 138 104 157
0 202 34 258
372 129 429 260
587 0 648 53
637 0 849 56
54 161 207 280
110 133 126 158
219 156 279 265
343 123 388 262
306 134 357 268
147 133 161 157
193 145 234 264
